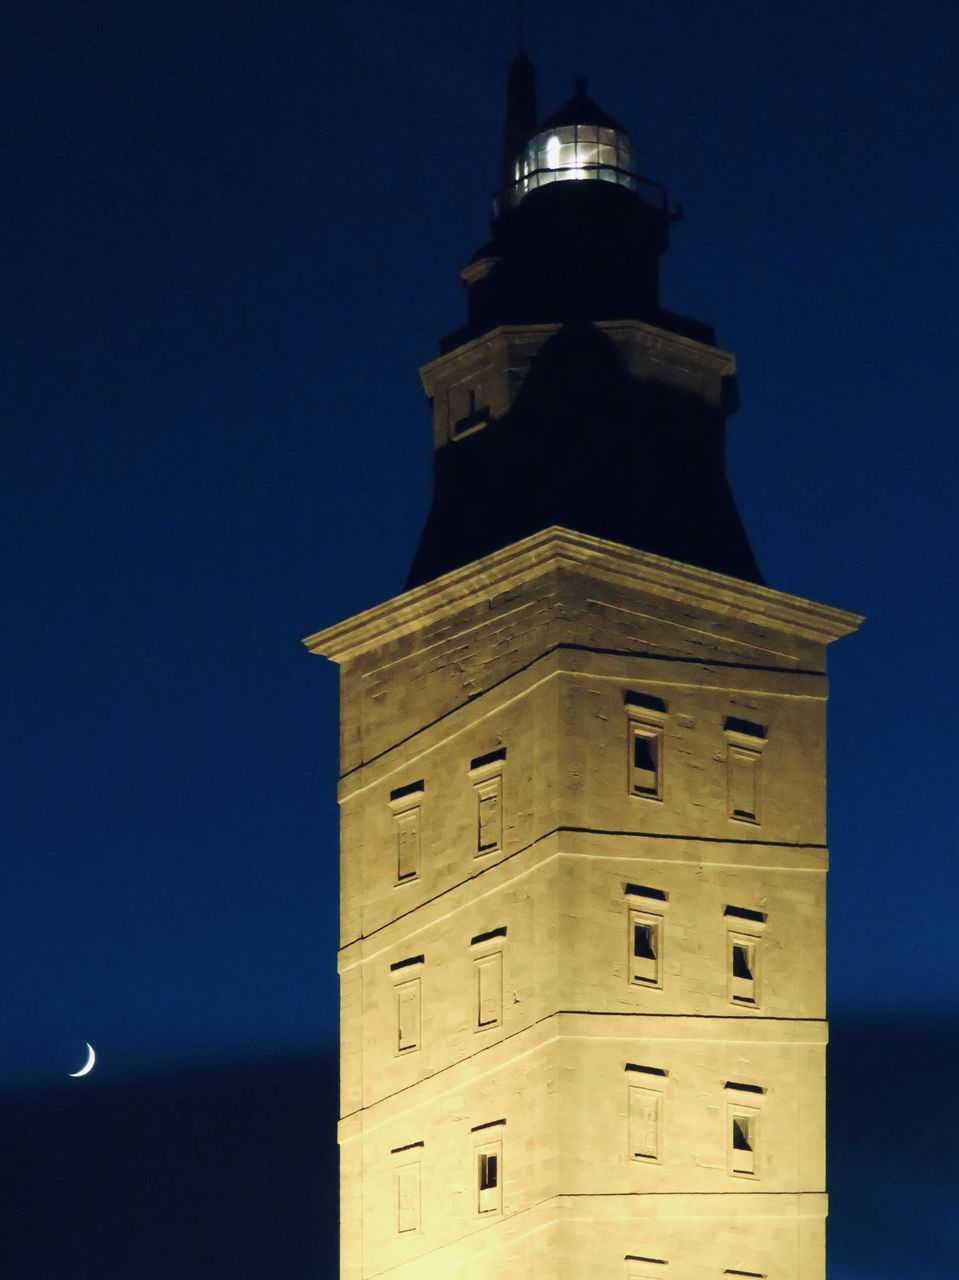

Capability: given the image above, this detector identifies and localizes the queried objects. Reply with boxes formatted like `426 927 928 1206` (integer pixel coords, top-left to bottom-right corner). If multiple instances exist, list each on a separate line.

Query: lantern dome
505 77 637 209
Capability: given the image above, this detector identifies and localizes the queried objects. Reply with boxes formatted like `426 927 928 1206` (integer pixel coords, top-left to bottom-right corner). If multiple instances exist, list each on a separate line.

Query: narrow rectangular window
394 807 420 883
728 746 760 822
724 718 766 824
628 1086 662 1162
629 909 662 987
451 384 490 438
395 1161 421 1234
729 1107 759 1177
470 750 506 856
395 979 421 1055
629 723 662 799
479 1152 497 1189
474 951 503 1030
476 1142 502 1214
626 694 667 802
729 932 759 1006
476 777 502 854
626 1259 669 1280
389 781 424 884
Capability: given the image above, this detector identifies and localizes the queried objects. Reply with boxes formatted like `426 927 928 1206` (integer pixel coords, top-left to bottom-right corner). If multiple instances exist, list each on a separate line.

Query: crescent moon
69 1042 96 1078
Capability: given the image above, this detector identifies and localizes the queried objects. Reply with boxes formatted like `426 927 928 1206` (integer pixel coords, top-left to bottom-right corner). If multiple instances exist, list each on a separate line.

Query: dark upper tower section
407 57 762 590
449 72 678 352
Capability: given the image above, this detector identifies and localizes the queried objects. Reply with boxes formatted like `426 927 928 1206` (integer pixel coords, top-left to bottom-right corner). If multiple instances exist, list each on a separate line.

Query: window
630 724 661 798
729 933 759 1007
628 1085 662 1162
732 941 753 980
471 1120 505 1215
724 718 766 824
470 749 506 856
394 1159 421 1234
479 1152 497 1190
451 386 491 438
473 950 503 1031
629 909 662 987
724 906 766 1008
516 123 638 208
728 746 760 821
729 1107 759 1177
396 981 421 1054
626 1258 668 1280
477 781 502 852
476 1143 502 1214
394 809 420 882
389 781 424 884
450 382 491 439
626 693 667 801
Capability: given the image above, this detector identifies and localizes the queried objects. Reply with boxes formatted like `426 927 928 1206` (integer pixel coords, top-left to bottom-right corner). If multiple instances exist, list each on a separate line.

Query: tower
305 53 860 1280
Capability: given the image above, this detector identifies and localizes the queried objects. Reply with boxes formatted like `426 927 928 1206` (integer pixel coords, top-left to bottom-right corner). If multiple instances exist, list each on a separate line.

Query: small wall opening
394 978 421 1055
626 695 666 801
394 1160 421 1234
628 1085 663 1162
729 933 759 1006
624 883 668 902
724 719 766 824
394 808 420 883
470 751 506 857
732 943 753 979
629 724 662 799
476 780 502 852
479 1152 497 1189
451 386 491 438
729 1108 758 1177
474 950 503 1030
476 1140 503 1215
389 782 424 884
727 923 762 1006
629 910 662 987
626 1257 669 1280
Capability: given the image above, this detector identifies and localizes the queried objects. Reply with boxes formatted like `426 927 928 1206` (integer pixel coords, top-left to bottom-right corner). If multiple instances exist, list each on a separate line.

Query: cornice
418 318 736 389
302 527 863 664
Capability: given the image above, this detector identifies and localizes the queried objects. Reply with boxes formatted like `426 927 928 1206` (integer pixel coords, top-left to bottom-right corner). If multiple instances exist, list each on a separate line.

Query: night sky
3 1 958 1275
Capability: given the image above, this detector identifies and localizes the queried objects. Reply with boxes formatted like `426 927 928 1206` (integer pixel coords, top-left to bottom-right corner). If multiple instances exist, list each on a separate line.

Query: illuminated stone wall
307 527 859 1280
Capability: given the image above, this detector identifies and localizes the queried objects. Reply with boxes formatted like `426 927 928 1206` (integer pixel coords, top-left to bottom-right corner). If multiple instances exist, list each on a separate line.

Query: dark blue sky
3 0 957 1102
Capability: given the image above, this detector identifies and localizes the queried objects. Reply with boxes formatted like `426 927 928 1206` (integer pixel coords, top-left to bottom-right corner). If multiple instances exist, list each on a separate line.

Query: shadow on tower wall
407 322 761 590
3 1018 956 1278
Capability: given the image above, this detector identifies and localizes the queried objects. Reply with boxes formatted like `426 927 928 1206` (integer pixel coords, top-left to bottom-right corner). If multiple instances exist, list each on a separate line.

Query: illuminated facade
306 52 860 1280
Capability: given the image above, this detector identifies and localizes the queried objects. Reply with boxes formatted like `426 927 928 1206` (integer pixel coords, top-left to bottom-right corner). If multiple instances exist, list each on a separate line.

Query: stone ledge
304 527 863 663
338 830 828 959
554 1010 827 1044
336 646 827 800
338 1009 826 1140
551 1189 828 1219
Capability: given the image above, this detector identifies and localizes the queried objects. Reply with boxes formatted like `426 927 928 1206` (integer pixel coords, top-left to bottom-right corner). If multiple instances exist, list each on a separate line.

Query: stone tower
305 53 860 1280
